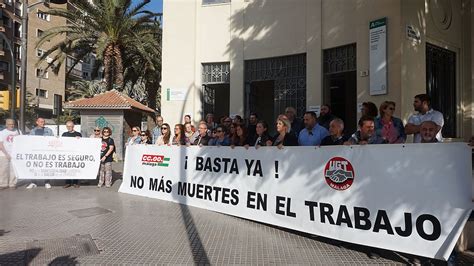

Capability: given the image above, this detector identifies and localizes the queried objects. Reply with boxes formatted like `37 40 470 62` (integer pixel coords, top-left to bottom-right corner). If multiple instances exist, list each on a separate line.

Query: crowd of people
139 93 445 149
0 117 115 190
0 93 459 190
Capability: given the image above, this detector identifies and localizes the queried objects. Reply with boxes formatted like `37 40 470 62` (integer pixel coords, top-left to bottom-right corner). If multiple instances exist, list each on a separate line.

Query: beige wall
161 0 472 139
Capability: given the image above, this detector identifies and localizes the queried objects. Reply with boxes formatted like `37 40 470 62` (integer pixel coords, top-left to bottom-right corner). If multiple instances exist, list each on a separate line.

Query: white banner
12 136 101 180
119 144 472 260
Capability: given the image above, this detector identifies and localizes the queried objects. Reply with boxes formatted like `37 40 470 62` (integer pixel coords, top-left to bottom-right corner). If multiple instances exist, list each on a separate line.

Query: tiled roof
64 89 155 113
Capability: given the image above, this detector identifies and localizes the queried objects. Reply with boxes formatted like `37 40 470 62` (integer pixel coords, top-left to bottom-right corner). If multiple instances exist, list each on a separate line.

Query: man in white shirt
405 94 444 143
0 119 21 189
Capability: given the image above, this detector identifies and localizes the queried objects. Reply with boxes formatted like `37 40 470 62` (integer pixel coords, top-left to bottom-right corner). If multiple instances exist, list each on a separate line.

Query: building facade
161 0 473 140
0 0 21 97
26 1 67 118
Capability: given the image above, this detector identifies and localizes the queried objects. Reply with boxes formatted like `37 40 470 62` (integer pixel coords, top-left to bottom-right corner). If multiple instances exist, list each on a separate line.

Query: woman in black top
231 123 248 147
246 120 270 148
99 127 115 188
270 116 298 148
140 130 152 144
172 124 188 145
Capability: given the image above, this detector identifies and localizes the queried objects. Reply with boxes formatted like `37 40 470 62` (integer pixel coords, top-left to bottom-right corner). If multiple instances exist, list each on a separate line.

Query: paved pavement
0 163 472 265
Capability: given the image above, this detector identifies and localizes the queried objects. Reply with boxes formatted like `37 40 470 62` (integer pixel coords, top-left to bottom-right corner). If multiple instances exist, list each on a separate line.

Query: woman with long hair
246 120 270 148
231 123 248 147
156 123 171 145
172 124 188 145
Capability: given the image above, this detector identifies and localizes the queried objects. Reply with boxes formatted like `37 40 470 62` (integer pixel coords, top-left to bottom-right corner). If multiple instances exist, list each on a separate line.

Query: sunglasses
103 131 110 133
94 129 100 132
216 130 222 133
132 129 139 132
141 134 146 136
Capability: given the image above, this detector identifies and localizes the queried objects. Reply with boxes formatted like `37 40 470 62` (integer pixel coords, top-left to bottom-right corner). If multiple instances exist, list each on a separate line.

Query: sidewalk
0 163 472 265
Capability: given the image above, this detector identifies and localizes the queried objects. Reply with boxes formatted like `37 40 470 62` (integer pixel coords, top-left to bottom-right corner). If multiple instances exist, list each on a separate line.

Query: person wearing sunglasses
140 130 152 144
172 124 189 145
156 123 171 145
98 127 115 188
209 126 230 146
89 127 102 138
126 126 142 147
375 101 406 144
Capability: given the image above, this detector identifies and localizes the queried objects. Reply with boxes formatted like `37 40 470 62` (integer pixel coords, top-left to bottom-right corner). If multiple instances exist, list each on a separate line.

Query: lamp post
18 0 67 132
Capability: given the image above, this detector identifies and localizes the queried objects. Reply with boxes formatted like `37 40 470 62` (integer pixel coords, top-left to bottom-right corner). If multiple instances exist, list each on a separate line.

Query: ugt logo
141 154 170 167
324 157 355 191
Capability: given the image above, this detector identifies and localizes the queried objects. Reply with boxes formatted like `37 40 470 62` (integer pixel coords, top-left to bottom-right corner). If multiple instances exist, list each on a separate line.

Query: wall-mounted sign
166 88 189 101
406 25 421 43
369 17 387 95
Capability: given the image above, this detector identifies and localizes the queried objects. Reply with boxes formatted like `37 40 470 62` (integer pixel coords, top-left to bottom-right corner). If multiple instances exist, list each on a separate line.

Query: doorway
426 43 456 138
323 44 357 134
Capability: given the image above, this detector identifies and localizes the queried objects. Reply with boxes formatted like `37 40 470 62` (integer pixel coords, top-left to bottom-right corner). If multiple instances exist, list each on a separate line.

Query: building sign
119 144 471 260
166 88 188 101
369 17 387 95
406 25 421 44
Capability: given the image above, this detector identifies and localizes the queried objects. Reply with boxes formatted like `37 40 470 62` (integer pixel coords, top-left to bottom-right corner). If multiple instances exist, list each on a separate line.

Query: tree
36 0 160 91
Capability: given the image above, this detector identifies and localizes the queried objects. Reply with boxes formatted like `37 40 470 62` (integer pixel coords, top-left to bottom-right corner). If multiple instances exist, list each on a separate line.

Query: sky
133 0 163 14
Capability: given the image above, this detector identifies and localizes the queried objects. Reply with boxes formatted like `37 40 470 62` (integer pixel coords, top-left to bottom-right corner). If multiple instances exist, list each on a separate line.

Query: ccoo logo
324 157 355 191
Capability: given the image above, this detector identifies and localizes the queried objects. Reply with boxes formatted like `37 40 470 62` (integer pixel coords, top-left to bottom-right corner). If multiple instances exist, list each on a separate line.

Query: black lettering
354 207 371 230
305 201 318 221
245 159 254 176
286 198 296 218
276 196 286 215
149 178 158 191
247 191 256 209
222 188 230 204
178 182 187 196
165 180 172 193
196 184 204 199
319 203 335 224
373 210 394 235
416 214 441 241
253 160 263 177
256 192 267 211
157 177 165 192
187 183 196 197
335 205 353 228
130 175 139 188
196 157 203 171
230 159 239 174
213 158 221 172
213 186 222 201
204 158 212 172
230 189 239 205
204 185 213 200
395 213 412 237
222 158 231 173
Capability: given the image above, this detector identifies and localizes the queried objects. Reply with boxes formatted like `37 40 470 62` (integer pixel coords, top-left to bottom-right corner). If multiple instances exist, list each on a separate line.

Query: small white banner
119 144 471 260
12 136 101 179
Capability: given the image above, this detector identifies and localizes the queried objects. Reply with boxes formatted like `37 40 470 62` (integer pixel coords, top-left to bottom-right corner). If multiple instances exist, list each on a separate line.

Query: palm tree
36 0 160 91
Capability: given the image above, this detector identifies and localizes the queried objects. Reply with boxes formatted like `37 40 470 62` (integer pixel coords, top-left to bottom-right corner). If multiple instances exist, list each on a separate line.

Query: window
5 0 13 6
37 29 44 37
14 22 21 38
36 88 48 98
36 68 48 79
0 61 9 71
14 44 21 60
2 15 11 28
36 48 45 57
202 0 230 4
37 10 50 21
82 72 89 79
